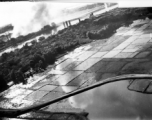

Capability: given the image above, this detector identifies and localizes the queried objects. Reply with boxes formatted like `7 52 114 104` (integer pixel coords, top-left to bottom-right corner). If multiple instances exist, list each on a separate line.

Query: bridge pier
65 21 68 28
63 22 66 28
78 18 81 23
63 21 71 28
68 21 71 26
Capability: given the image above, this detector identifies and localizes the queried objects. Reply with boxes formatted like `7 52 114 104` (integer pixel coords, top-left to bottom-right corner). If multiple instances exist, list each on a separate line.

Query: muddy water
61 80 152 120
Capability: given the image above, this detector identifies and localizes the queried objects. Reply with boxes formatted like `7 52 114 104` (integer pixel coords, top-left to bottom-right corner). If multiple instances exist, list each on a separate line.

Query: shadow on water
55 53 152 120
60 80 152 120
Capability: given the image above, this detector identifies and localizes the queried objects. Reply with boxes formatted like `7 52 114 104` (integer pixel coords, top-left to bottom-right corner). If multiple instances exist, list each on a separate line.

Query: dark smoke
12 3 57 37
31 3 51 27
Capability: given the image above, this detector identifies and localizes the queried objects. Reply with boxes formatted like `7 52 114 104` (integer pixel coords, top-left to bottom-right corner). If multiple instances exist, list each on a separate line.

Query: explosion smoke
12 2 64 38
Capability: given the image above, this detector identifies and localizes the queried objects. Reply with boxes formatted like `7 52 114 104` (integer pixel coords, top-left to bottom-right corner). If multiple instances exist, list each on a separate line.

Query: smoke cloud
11 2 65 38
0 2 94 38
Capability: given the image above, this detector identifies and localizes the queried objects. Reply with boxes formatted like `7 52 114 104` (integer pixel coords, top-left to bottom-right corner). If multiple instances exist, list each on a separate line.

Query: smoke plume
12 2 64 38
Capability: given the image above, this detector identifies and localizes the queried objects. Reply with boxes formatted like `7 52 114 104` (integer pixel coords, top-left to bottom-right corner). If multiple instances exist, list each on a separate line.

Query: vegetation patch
0 8 151 92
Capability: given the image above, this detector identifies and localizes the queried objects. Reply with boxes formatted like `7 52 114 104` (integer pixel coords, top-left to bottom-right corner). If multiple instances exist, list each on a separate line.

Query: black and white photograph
0 0 152 119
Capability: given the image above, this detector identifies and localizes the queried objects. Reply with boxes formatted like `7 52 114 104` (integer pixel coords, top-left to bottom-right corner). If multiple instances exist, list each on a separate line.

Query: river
0 4 118 57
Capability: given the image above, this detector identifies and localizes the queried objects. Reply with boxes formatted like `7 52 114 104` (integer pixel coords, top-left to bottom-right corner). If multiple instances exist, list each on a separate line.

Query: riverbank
0 25 56 54
0 8 151 92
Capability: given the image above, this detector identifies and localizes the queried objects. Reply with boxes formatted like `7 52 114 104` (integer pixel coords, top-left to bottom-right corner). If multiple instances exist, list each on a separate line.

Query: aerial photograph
0 0 152 120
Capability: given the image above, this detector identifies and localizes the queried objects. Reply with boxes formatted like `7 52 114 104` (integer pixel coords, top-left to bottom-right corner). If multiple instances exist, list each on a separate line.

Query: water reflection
60 80 152 119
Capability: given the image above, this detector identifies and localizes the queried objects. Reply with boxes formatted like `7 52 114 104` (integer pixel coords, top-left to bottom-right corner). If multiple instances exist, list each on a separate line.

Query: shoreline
0 4 118 56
